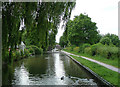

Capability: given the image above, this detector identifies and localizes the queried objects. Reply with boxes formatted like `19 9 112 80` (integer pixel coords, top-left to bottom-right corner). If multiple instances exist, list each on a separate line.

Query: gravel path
62 50 120 73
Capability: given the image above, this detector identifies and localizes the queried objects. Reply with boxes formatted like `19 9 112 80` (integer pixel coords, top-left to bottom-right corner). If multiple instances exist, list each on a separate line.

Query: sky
56 0 119 43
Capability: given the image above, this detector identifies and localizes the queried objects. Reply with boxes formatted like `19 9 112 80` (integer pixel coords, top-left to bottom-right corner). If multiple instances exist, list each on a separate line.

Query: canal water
2 52 103 86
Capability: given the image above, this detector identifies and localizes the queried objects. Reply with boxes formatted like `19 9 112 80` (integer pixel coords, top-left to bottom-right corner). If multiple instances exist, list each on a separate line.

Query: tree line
60 13 120 60
59 13 119 48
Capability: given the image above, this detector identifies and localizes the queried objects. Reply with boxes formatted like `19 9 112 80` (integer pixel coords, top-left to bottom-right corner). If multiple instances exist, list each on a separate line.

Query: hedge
65 43 118 59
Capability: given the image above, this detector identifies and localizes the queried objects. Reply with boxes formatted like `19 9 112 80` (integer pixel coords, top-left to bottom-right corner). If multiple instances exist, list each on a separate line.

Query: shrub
64 47 71 51
24 49 30 57
91 44 118 59
35 47 43 54
84 47 92 55
100 37 111 45
90 43 103 56
107 46 118 59
28 47 34 54
73 47 79 53
15 51 21 60
20 50 24 57
70 45 76 51
98 46 109 58
26 45 43 55
79 43 91 53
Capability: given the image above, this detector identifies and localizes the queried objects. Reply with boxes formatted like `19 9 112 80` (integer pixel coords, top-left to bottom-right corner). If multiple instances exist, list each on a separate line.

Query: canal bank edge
61 51 114 87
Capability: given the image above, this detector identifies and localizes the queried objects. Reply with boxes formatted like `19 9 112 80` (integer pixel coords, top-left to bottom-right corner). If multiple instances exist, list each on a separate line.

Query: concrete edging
62 51 115 87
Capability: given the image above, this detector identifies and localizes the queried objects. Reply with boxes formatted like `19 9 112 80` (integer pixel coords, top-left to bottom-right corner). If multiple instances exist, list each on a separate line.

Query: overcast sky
56 0 119 43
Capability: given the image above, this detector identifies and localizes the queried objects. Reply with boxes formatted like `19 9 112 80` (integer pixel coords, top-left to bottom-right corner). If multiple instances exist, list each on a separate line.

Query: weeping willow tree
2 2 76 63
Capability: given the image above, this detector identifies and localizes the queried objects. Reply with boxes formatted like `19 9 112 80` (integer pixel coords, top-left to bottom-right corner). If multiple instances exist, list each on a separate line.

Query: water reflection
13 63 30 85
2 52 101 85
54 53 65 78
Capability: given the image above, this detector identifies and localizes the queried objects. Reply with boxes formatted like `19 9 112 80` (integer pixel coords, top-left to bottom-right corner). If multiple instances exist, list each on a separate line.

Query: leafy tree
66 13 98 46
2 2 76 63
59 28 68 47
103 33 120 47
95 33 102 43
100 37 111 45
2 2 24 62
59 35 68 48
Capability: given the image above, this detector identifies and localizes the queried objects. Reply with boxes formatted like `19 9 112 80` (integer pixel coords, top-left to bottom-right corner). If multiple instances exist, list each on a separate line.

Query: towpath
62 50 120 73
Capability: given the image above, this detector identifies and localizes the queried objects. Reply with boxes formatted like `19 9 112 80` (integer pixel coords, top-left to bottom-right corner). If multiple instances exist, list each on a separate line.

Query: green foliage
90 43 103 56
67 13 98 46
28 48 34 54
64 49 119 68
20 50 24 57
27 45 43 55
70 45 76 51
90 43 118 59
100 37 111 45
84 47 92 55
24 49 30 57
101 33 120 47
64 47 71 51
2 51 9 63
59 35 68 48
65 42 119 60
109 47 119 59
36 48 43 55
12 51 16 60
59 28 69 47
2 2 76 63
97 45 118 59
14 51 21 60
95 33 102 43
73 47 79 53
79 43 91 53
26 46 35 54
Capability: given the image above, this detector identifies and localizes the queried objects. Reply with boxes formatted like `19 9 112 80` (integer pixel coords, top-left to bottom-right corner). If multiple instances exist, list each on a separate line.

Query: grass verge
70 55 119 86
64 49 119 68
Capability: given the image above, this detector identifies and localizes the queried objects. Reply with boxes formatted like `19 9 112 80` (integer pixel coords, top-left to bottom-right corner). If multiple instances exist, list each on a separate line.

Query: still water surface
2 52 102 85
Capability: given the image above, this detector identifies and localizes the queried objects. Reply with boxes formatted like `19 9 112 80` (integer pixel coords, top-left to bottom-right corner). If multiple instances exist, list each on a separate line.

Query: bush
84 47 92 55
28 47 34 54
20 50 24 57
106 46 118 59
100 37 111 45
90 43 103 56
65 47 71 51
97 46 109 58
35 47 43 54
26 45 43 55
14 51 21 60
79 43 91 53
70 45 76 51
24 49 30 57
73 47 79 53
91 43 118 59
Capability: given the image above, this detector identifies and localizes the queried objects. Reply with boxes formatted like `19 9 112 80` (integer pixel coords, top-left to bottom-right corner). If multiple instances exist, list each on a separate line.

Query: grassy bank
69 55 118 86
64 49 118 68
